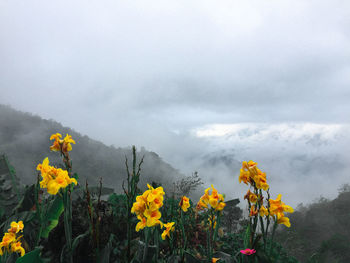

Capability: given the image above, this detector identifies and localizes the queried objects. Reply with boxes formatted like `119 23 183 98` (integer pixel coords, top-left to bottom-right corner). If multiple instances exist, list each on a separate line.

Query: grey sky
1 0 350 206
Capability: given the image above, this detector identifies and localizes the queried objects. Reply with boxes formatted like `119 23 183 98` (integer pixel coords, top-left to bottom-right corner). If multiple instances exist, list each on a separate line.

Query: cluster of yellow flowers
179 196 190 212
50 133 75 152
239 161 269 191
131 184 165 232
196 185 226 211
0 221 25 257
36 157 77 195
239 161 294 227
35 133 77 195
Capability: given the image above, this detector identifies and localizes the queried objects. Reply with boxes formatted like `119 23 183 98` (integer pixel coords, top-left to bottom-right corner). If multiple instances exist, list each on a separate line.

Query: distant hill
0 104 184 194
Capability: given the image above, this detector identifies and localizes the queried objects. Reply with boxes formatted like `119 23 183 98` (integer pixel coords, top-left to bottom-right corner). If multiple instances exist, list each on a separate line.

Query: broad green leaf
16 248 44 263
41 196 64 238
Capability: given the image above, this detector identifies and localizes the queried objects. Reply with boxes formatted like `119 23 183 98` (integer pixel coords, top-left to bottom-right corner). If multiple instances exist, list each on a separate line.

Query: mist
1 0 350 208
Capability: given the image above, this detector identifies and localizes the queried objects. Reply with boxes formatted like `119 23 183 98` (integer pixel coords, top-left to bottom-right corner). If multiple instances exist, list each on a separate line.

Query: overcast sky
1 0 350 207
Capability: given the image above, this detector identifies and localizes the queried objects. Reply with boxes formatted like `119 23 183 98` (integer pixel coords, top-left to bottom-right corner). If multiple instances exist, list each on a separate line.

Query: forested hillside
276 185 350 263
0 104 185 194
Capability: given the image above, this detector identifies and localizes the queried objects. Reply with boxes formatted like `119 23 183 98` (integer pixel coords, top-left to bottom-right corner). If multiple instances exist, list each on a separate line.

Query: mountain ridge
0 104 184 194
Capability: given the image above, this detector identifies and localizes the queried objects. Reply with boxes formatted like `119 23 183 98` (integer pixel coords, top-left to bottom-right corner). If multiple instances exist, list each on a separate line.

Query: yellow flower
259 206 269 217
49 133 62 152
216 202 226 211
161 222 175 240
50 133 75 152
269 194 294 218
145 184 165 203
212 258 220 263
11 241 25 257
0 232 16 247
196 193 209 210
244 190 258 203
131 184 165 231
131 195 146 216
8 221 24 234
239 161 269 191
136 216 147 232
249 205 258 217
277 214 291 227
197 185 226 211
238 169 250 185
62 134 76 152
37 158 77 195
179 196 190 212
144 208 162 227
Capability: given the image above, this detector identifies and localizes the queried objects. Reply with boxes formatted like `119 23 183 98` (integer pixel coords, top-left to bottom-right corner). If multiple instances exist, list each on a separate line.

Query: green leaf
12 185 36 213
97 234 116 263
16 248 44 263
72 231 90 253
41 196 64 238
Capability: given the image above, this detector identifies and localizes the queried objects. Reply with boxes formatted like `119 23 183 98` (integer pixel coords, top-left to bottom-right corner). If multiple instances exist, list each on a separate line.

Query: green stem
35 174 42 247
63 187 73 263
180 210 187 261
143 228 150 263
269 220 278 256
155 227 159 262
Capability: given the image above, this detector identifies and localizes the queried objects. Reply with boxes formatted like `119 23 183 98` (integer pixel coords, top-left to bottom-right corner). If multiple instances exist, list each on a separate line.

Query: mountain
0 104 184 194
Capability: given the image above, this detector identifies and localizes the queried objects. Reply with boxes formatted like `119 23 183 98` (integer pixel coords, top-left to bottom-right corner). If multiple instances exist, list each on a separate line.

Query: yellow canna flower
197 185 225 211
11 241 25 257
239 169 250 185
144 209 162 227
259 206 269 217
136 216 147 232
239 161 270 191
131 195 146 216
50 133 75 152
244 190 258 203
216 202 226 211
209 197 218 209
62 134 76 152
179 196 190 212
249 205 258 217
0 232 16 248
269 194 294 218
145 184 165 203
49 133 62 152
277 214 291 227
161 222 175 240
8 221 24 234
131 184 165 231
36 158 77 195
